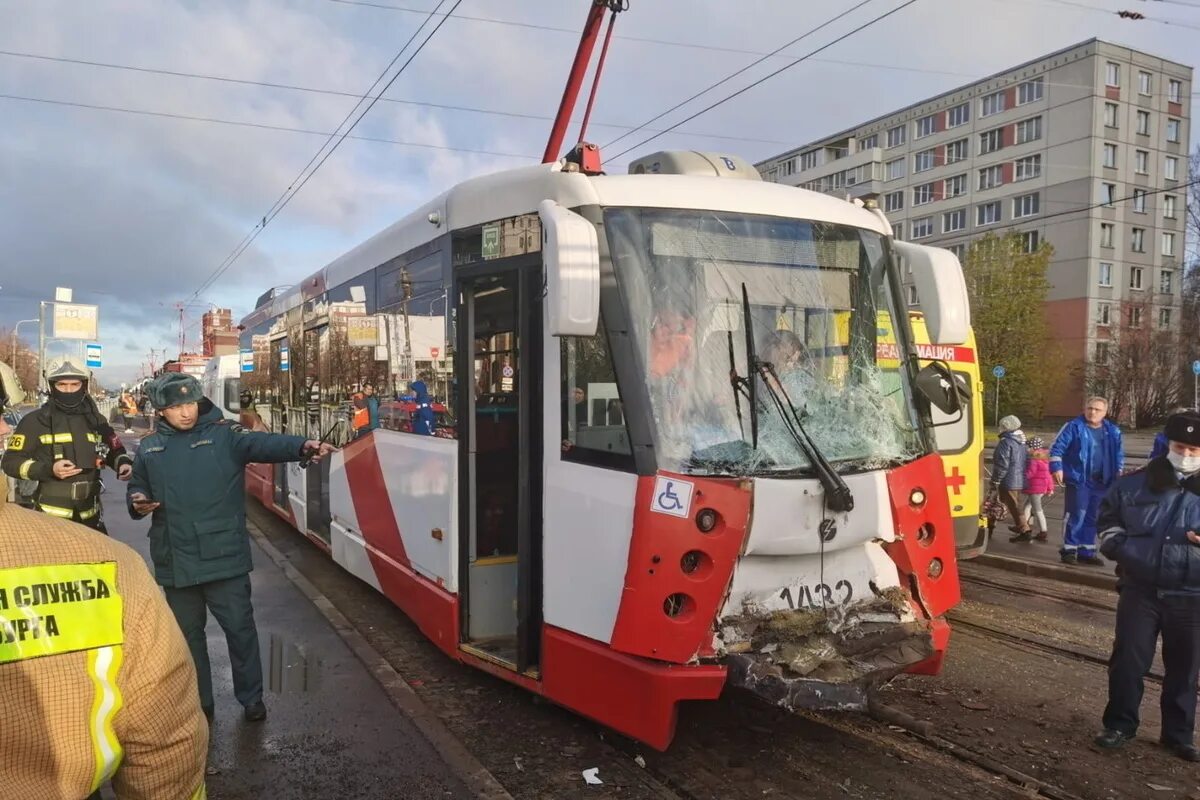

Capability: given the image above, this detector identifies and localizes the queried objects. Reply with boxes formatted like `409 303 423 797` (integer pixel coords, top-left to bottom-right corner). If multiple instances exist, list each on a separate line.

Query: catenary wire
601 0 881 150
607 0 923 162
187 0 464 304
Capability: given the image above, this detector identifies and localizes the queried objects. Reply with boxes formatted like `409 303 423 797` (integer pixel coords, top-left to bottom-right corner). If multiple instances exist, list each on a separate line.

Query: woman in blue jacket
1094 412 1200 761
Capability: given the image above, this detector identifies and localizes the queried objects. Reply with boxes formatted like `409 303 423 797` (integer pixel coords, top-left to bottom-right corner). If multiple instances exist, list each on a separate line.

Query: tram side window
561 320 633 470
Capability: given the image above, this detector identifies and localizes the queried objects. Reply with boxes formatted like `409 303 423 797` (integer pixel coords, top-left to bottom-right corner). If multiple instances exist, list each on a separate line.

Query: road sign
85 343 102 369
430 347 440 360
1192 360 1200 376
992 365 1006 379
279 345 289 372
240 349 253 373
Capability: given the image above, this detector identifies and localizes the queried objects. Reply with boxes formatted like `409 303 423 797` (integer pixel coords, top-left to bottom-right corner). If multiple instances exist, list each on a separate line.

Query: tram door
457 264 543 673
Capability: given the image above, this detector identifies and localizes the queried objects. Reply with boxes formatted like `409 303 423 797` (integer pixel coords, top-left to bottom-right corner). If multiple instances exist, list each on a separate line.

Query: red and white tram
237 146 972 749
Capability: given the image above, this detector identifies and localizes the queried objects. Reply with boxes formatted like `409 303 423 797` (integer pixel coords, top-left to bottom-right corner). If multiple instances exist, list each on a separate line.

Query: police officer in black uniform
1095 411 1200 761
1 361 132 530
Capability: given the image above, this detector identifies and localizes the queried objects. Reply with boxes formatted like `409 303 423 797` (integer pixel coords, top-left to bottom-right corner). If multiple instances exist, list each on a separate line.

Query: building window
1099 262 1113 287
945 138 969 164
977 201 1002 226
914 149 937 173
978 165 1003 190
1018 78 1044 105
1136 111 1150 136
1130 265 1144 290
907 284 920 306
915 114 937 139
1100 223 1114 248
886 158 906 181
1159 308 1172 330
1106 62 1120 87
1164 195 1177 219
1167 118 1181 143
913 183 935 206
1129 307 1143 328
981 90 1006 117
1138 71 1152 95
947 243 966 260
781 159 796 176
1161 270 1174 294
943 209 967 233
1013 192 1040 218
887 124 906 148
1169 79 1182 103
1132 189 1146 213
912 217 934 239
893 223 903 241
947 102 970 128
859 133 879 151
1165 156 1178 180
800 151 819 171
979 128 1003 155
1102 183 1116 206
1103 143 1118 168
1104 102 1119 128
1098 303 1111 326
1163 232 1176 257
1015 154 1042 181
1134 150 1149 174
1015 116 1042 144
1022 230 1040 253
1132 227 1145 253
945 173 967 198
884 190 905 212
1096 341 1110 362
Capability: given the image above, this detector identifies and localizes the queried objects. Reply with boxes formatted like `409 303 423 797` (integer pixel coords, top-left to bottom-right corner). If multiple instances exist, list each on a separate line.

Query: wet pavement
96 439 477 799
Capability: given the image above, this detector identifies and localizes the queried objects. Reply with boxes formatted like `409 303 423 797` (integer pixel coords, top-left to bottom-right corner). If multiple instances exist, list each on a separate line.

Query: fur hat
1164 412 1200 448
998 414 1022 433
148 373 203 410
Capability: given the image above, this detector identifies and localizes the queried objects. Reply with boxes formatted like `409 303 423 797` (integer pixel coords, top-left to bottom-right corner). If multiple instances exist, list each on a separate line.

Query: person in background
0 376 208 799
1094 412 1200 762
1022 436 1054 543
128 373 335 723
238 389 267 432
362 382 381 433
118 389 139 434
991 415 1034 542
1050 396 1124 566
409 380 436 435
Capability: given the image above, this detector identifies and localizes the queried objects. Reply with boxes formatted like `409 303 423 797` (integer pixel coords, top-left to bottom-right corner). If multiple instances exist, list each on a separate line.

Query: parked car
378 399 456 438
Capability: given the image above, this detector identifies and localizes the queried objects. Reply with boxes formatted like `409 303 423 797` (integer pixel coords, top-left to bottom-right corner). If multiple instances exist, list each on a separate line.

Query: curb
974 552 1117 590
247 523 513 800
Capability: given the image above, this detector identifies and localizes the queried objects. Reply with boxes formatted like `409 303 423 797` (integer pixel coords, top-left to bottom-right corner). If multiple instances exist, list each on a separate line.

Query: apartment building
756 39 1191 416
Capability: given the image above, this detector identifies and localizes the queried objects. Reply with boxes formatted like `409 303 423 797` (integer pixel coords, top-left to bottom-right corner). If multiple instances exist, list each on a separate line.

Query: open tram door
455 251 544 674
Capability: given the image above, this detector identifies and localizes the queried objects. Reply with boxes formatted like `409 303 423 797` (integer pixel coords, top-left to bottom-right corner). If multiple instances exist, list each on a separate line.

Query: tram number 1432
778 580 854 610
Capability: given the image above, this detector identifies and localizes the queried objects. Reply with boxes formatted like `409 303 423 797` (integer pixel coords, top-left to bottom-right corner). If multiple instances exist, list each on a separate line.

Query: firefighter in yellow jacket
0 379 208 799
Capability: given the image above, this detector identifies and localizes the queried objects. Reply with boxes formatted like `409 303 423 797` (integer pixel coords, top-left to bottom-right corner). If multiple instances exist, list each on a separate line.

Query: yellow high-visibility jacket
0 491 208 799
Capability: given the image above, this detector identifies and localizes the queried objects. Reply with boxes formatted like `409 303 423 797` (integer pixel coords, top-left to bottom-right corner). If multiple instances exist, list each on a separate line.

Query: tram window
561 320 634 470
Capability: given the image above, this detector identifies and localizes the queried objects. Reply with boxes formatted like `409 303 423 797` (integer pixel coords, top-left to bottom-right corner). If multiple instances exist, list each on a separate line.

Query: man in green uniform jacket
127 373 334 722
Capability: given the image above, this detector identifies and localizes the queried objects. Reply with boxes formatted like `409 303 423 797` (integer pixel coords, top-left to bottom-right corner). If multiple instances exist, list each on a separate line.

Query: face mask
50 386 86 411
1166 450 1200 474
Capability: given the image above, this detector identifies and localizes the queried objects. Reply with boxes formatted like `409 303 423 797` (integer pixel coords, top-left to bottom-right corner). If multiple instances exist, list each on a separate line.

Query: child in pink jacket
1022 436 1055 542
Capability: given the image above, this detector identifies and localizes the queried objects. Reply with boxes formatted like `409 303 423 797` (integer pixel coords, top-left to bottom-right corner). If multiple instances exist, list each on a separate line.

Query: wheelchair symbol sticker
651 476 695 518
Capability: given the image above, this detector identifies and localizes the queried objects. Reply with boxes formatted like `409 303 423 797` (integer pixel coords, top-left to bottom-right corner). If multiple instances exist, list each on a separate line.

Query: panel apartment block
755 39 1191 417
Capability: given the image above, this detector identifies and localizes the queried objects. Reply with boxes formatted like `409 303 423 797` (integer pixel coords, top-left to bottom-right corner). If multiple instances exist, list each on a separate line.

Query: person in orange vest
351 392 370 438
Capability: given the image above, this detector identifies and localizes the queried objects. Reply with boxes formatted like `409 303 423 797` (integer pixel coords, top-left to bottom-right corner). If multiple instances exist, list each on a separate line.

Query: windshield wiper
740 283 854 513
726 329 757 445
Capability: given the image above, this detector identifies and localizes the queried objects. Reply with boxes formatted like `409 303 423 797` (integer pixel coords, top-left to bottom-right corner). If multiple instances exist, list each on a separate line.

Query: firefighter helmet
47 361 89 384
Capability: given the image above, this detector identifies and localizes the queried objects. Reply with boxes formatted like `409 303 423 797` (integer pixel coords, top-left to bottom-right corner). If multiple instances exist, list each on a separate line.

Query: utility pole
400 269 414 384
37 300 48 392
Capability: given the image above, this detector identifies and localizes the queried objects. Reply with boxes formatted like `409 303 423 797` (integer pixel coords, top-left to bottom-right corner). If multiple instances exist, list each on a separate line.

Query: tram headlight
909 488 926 508
695 508 718 533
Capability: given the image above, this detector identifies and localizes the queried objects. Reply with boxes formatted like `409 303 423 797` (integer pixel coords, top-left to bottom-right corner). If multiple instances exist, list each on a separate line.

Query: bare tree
0 326 40 396
1087 299 1184 426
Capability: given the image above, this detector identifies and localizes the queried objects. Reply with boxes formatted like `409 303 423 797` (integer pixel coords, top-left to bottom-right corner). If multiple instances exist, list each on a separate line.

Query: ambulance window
561 317 634 471
931 370 972 454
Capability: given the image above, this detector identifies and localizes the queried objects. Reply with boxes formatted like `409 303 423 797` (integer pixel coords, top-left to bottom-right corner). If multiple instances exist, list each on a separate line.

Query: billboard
52 303 99 340
346 316 379 347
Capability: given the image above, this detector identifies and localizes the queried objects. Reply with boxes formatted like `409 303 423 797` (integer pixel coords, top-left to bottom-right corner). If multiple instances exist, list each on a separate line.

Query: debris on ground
581 767 602 786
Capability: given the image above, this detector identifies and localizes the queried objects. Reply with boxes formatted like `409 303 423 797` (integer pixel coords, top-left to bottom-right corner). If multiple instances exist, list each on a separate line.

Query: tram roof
249 161 889 324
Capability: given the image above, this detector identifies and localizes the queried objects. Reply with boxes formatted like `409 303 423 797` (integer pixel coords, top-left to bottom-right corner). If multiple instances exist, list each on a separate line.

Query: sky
0 0 1196 387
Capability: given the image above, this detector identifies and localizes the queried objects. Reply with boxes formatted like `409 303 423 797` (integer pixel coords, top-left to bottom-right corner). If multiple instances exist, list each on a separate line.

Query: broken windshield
605 207 925 477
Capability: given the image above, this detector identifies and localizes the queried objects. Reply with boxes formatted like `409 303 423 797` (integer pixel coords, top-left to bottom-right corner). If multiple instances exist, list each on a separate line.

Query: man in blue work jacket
1049 396 1124 566
1095 411 1200 761
127 373 335 722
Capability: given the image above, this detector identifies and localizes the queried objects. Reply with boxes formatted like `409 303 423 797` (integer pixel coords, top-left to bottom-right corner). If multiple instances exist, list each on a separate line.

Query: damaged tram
238 149 972 750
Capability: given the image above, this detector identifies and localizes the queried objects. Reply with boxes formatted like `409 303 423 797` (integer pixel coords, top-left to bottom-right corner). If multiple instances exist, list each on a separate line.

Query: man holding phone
128 373 335 723
1094 411 1200 761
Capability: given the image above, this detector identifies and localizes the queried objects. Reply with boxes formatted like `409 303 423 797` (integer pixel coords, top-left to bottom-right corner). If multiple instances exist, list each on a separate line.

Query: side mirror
892 240 970 345
539 199 600 337
915 360 968 416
